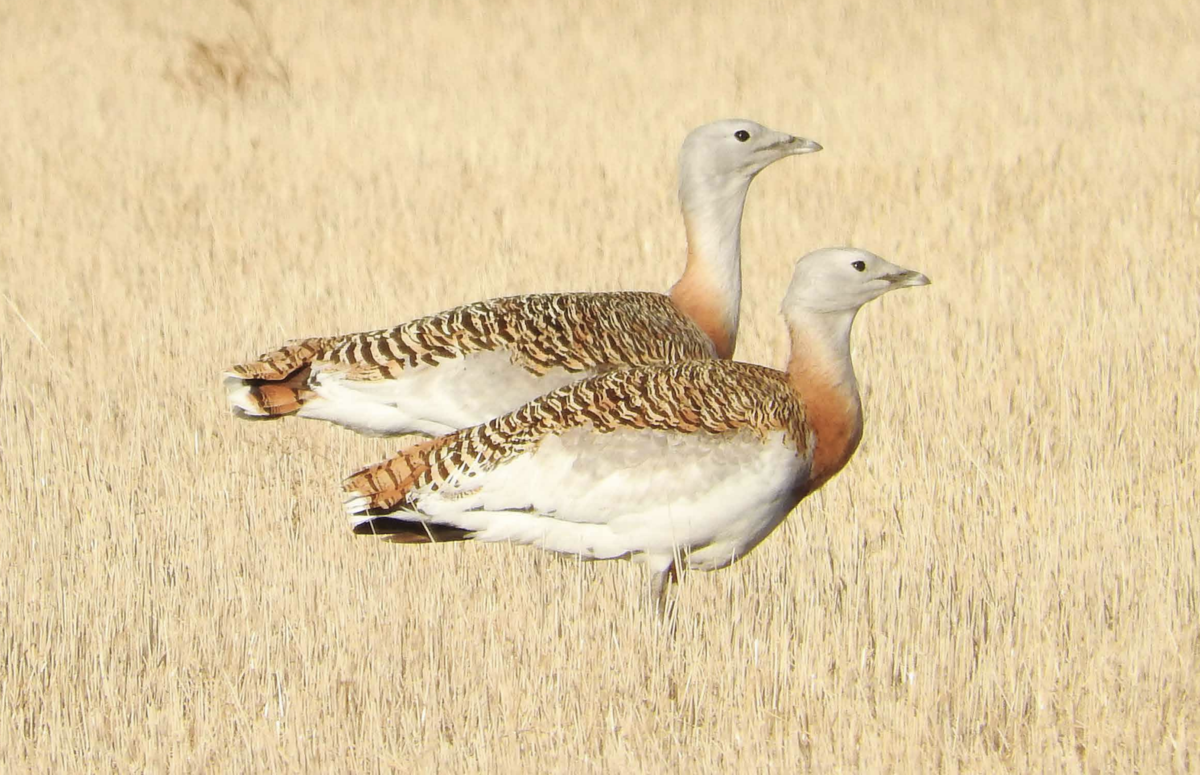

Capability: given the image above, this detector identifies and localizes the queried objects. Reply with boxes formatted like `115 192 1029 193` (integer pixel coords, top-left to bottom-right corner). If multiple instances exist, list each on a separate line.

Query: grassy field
2 0 1198 770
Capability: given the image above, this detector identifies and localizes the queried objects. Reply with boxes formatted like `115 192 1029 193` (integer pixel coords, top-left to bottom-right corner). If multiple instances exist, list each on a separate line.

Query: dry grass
2 0 1199 770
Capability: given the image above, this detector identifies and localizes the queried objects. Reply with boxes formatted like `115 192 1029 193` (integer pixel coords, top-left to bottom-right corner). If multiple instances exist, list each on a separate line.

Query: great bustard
224 120 821 436
344 247 930 613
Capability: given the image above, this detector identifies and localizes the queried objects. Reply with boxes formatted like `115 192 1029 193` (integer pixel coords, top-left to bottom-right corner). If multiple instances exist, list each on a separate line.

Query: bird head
678 119 822 197
782 247 930 318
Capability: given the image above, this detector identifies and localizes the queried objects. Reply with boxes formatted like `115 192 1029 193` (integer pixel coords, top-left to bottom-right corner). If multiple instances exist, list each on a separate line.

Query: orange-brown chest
669 265 736 358
790 373 863 492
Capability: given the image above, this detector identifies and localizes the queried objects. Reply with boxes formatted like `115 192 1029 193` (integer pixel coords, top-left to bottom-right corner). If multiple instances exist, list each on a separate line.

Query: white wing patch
360 427 810 571
299 350 588 436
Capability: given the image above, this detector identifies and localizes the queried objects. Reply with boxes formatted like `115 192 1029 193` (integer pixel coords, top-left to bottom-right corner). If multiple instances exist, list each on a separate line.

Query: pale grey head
783 247 931 317
678 119 822 198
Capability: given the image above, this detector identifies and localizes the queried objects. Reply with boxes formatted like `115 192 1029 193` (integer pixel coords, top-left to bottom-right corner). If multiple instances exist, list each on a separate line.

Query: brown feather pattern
344 359 812 517
227 292 719 418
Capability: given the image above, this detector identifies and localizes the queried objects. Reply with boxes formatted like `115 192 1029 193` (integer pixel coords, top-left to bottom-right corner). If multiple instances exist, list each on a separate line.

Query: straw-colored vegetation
2 0 1198 770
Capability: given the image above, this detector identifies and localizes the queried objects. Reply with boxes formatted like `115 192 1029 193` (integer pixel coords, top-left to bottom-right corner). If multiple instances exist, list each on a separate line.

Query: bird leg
650 562 679 620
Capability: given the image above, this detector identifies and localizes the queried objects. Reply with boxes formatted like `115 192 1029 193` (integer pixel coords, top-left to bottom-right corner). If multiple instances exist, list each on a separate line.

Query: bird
343 247 930 614
224 120 822 437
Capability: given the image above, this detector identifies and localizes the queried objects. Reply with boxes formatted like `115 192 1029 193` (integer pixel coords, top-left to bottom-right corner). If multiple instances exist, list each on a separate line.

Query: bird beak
784 136 823 155
884 269 931 288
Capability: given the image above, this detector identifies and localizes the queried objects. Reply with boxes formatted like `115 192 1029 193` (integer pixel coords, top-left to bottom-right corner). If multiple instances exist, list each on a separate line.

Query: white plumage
348 428 808 570
301 350 580 437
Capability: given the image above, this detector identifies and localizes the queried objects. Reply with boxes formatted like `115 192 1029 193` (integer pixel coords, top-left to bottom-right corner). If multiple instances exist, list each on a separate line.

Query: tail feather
225 338 330 418
343 436 458 515
224 364 315 418
351 516 473 544
227 337 330 381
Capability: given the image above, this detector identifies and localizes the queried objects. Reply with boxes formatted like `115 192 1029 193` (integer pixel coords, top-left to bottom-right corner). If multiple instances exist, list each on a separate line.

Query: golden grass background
2 0 1198 770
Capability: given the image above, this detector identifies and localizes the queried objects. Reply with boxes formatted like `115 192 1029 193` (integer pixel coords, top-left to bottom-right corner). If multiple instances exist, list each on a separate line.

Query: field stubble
1 0 1198 771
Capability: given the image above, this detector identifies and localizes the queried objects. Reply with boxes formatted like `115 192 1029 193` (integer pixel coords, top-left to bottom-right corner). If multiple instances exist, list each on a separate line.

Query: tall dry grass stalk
1 0 1198 770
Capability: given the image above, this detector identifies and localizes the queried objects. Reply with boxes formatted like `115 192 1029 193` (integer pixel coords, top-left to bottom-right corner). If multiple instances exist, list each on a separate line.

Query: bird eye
734 130 750 142
852 260 866 272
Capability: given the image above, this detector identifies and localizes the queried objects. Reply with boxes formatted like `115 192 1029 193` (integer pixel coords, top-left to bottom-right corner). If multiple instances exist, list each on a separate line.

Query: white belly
301 350 588 436
410 428 811 572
